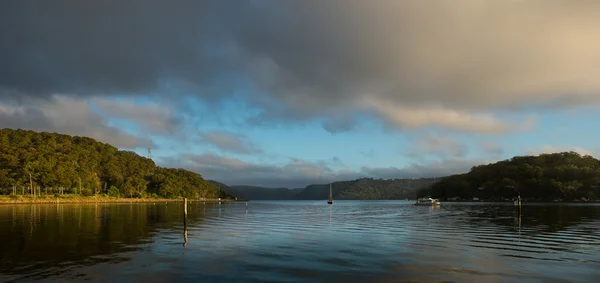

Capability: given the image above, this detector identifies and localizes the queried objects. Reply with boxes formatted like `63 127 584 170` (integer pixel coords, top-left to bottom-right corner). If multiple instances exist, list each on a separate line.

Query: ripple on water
0 201 599 283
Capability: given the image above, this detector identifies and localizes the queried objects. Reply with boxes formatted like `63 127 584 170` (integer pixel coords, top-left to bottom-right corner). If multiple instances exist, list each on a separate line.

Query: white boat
415 197 440 206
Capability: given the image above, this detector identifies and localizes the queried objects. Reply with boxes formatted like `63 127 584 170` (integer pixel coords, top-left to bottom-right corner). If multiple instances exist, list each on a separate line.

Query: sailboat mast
327 182 333 204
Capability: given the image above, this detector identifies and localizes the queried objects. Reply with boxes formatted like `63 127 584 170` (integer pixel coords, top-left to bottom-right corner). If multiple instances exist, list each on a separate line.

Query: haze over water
1 201 599 283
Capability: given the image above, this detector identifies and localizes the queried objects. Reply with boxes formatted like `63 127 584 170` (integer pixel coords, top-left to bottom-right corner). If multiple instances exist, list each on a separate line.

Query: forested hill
0 129 234 199
427 152 600 201
221 178 441 200
227 185 301 200
294 178 440 200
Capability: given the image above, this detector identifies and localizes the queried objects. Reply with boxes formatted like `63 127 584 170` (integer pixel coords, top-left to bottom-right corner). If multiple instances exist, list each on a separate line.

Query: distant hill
205 181 296 200
428 152 600 201
221 177 441 200
294 178 441 200
226 185 301 200
0 128 234 199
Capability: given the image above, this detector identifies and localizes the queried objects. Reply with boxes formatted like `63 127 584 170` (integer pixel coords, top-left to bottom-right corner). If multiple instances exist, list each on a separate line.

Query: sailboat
327 183 333 204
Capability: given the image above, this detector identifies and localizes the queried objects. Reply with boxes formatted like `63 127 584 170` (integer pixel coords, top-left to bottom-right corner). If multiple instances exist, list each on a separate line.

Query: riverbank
0 195 240 204
438 199 600 203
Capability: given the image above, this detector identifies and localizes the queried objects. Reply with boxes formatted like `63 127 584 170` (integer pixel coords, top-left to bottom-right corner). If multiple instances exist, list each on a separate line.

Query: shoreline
438 200 600 203
0 195 243 205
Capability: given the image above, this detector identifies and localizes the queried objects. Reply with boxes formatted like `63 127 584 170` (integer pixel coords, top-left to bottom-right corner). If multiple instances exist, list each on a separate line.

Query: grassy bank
0 195 237 204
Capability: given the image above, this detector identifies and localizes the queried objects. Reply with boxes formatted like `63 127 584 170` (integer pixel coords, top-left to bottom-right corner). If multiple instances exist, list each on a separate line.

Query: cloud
0 95 152 148
179 152 328 188
479 142 504 156
363 99 539 134
360 149 376 159
2 1 598 133
360 158 486 179
363 100 513 134
92 98 182 135
407 133 467 159
197 131 262 154
526 145 596 157
321 117 357 133
171 151 486 188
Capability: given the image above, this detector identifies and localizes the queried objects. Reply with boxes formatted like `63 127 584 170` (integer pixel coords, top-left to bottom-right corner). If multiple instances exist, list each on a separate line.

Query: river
0 200 599 282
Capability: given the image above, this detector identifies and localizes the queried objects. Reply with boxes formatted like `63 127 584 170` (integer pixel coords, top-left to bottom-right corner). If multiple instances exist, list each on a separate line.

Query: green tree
0 128 235 200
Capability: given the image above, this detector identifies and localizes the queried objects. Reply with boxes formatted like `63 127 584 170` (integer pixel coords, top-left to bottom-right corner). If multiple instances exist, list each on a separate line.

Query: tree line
423 152 600 201
223 178 441 200
0 129 234 199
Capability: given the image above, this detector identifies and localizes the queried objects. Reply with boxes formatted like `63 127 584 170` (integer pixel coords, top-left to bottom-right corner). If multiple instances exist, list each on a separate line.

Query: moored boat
415 197 440 206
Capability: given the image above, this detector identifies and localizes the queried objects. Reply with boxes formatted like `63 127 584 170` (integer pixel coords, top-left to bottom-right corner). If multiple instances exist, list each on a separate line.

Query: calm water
0 201 599 283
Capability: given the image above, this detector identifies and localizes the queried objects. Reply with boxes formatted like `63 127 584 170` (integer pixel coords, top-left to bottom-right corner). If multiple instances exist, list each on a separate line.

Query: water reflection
0 201 598 283
0 203 191 281
183 224 188 248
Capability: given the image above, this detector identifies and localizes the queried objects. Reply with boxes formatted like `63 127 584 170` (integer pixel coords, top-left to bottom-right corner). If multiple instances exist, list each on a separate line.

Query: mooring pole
183 197 188 226
183 198 188 248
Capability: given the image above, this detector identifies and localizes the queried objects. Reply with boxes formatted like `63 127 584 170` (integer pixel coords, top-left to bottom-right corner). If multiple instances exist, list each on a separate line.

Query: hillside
294 178 441 200
227 185 301 200
207 181 301 200
223 178 441 200
428 152 600 201
0 129 234 199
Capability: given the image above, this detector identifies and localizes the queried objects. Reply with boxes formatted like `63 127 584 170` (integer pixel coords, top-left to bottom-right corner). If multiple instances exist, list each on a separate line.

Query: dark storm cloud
2 1 600 133
0 0 228 97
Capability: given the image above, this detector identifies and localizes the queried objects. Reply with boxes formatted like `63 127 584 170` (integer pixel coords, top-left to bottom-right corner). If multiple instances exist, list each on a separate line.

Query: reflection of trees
452 204 600 235
0 203 191 280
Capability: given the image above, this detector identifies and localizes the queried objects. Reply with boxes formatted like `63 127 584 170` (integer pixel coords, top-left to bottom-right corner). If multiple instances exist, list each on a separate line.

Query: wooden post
183 198 188 225
183 196 188 248
184 198 188 215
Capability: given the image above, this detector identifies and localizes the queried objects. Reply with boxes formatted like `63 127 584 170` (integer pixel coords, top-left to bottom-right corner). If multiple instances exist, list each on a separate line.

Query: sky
2 1 600 188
